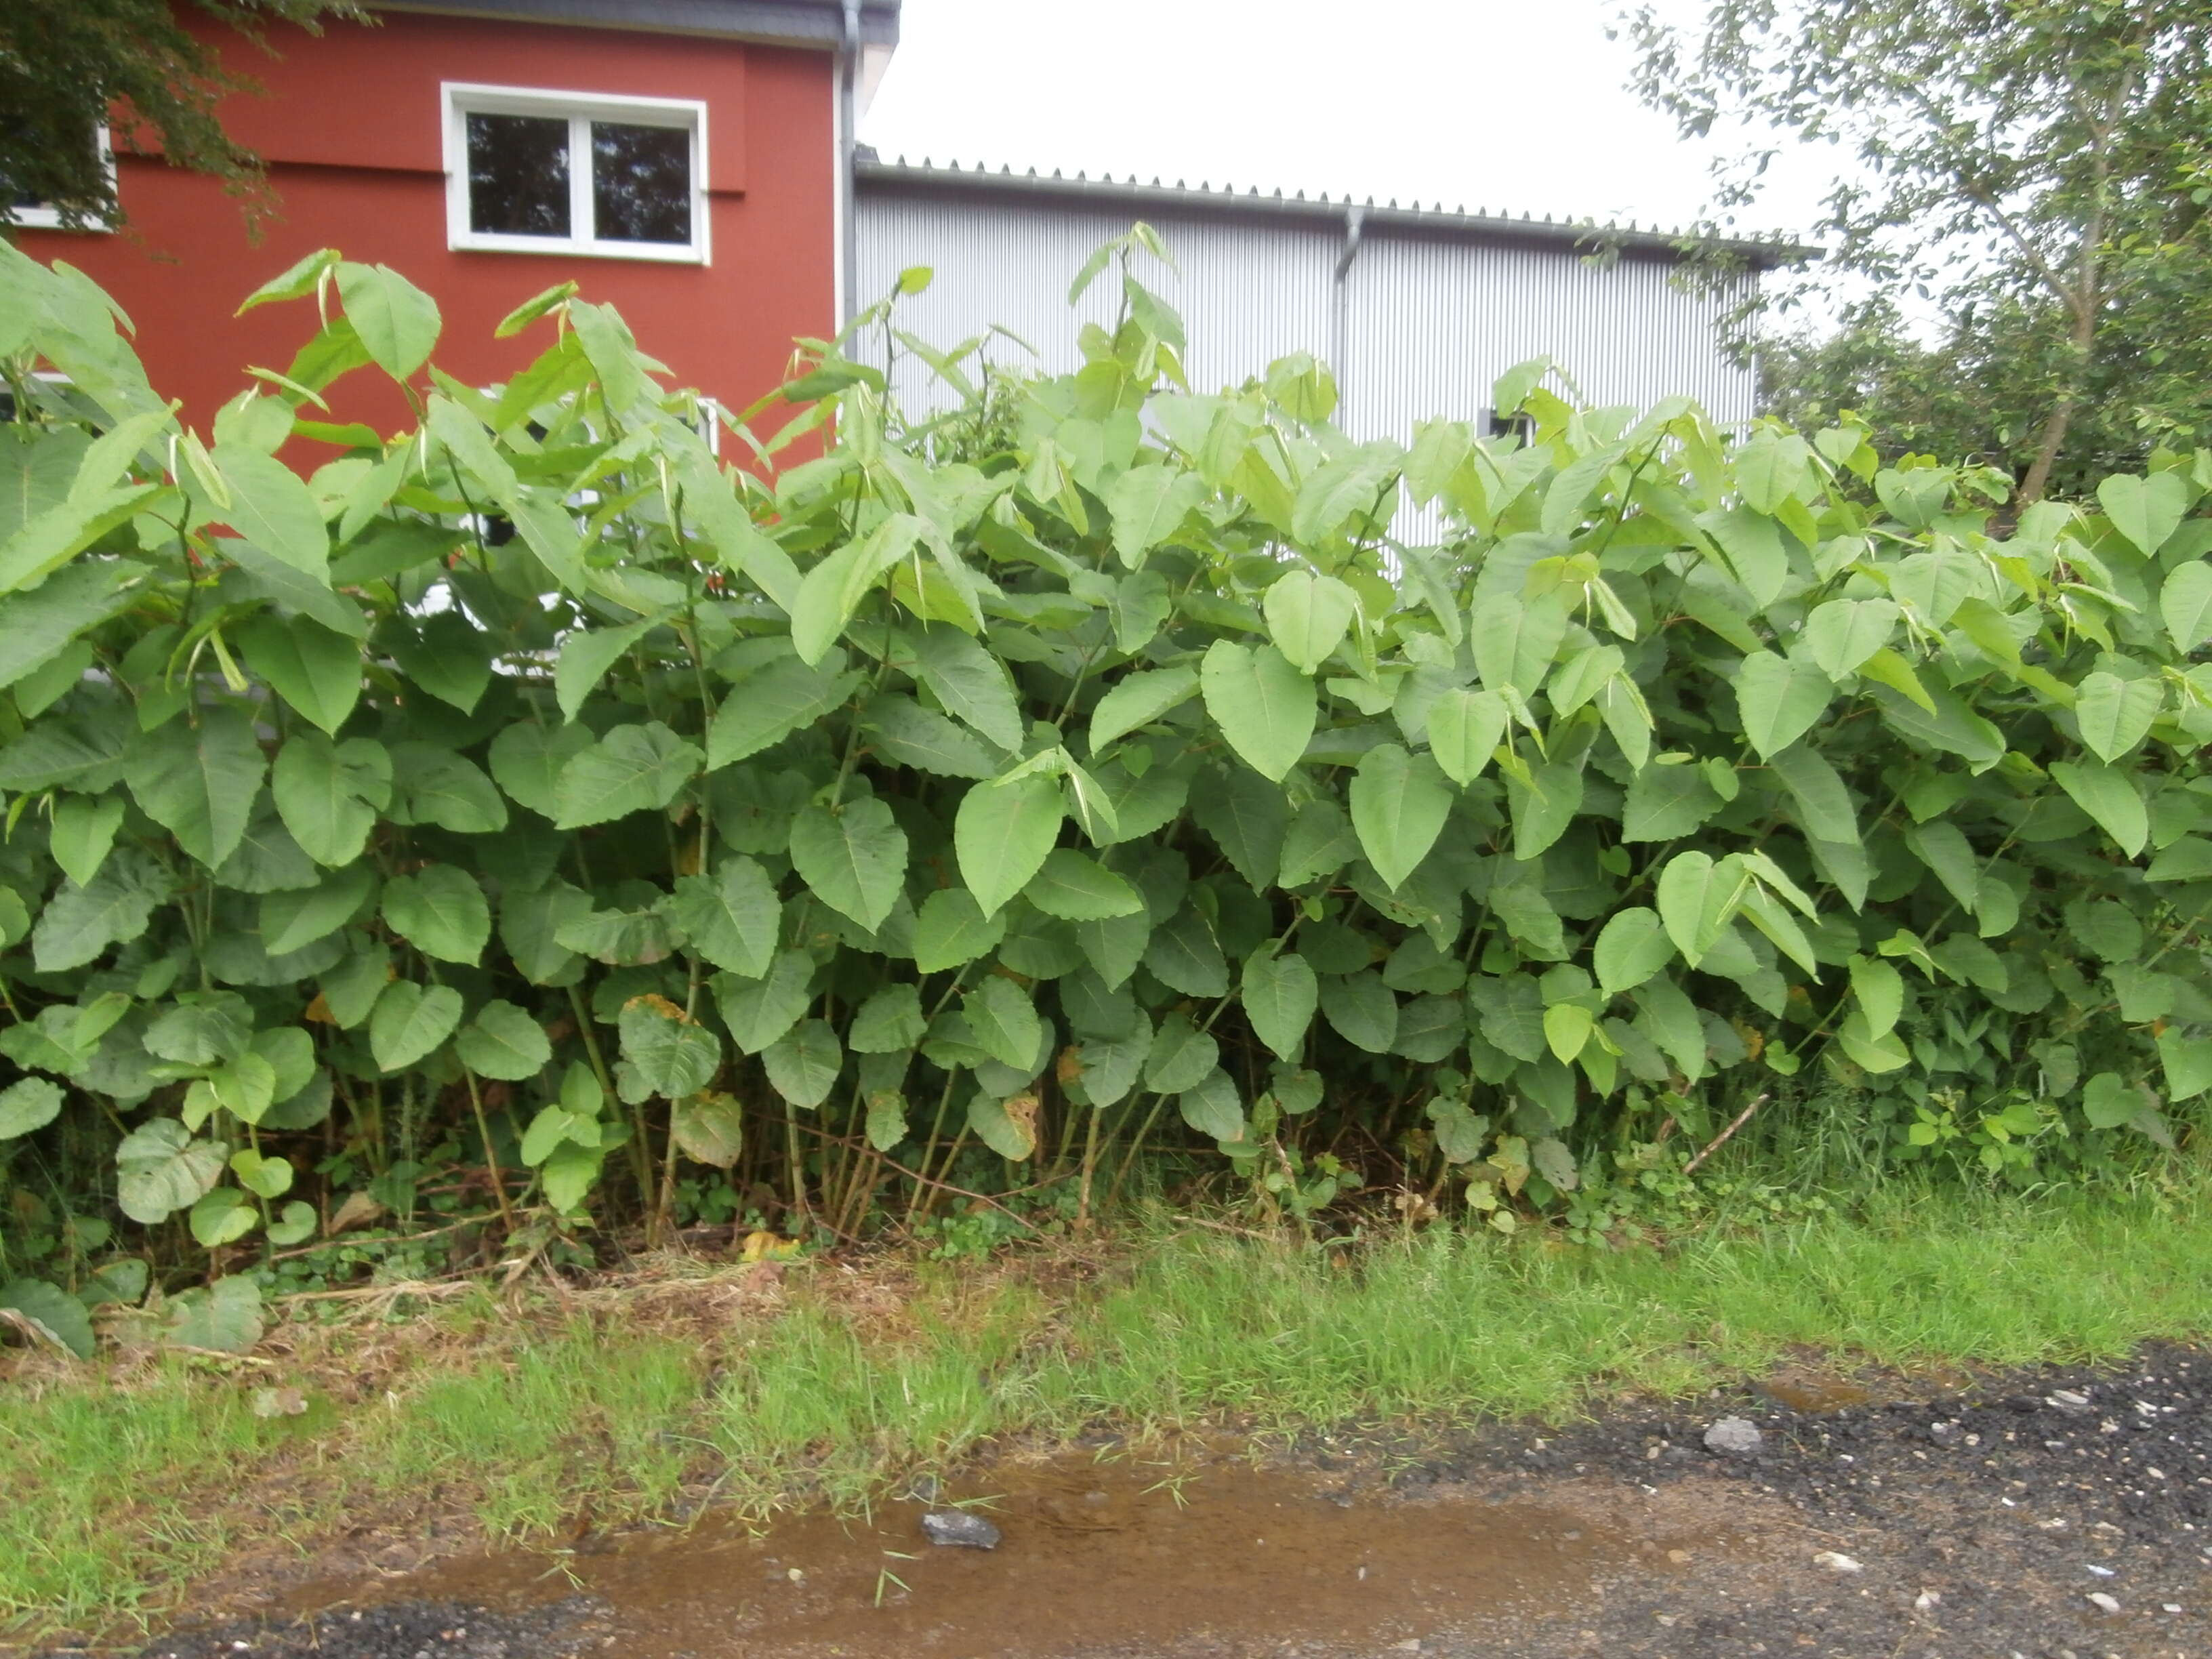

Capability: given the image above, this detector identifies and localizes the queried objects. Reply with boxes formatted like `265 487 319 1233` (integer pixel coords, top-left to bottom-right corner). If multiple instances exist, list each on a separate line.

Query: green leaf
0 1277 94 1359
1320 970 1398 1053
1903 821 1982 912
1143 906 1229 998
707 655 859 769
1425 687 1508 787
214 447 329 580
2082 1071 2140 1129
272 733 391 866
1189 766 1288 891
230 1147 293 1200
671 1092 746 1167
966 1088 1038 1161
336 261 441 380
266 1201 317 1246
788 798 908 932
851 983 927 1053
1263 570 1359 674
261 863 374 956
380 865 489 964
763 1019 842 1108
1542 1002 1594 1063
616 997 724 1100
1242 949 1317 1061
388 612 491 713
0 1078 63 1140
388 743 508 835
714 949 815 1054
553 722 701 828
955 771 1065 918
115 1118 228 1225
2156 1029 2212 1103
2072 671 2163 763
32 848 170 972
1023 847 1143 920
163 1277 264 1353
146 994 253 1065
1592 907 1672 996
2159 561 2212 653
1200 640 1315 783
1504 759 1584 861
2097 471 2188 556
487 722 595 819
234 614 360 737
670 856 781 978
1802 598 1898 680
1141 1011 1217 1094
1767 744 1860 846
887 891 1002 980
1734 651 1835 759
1655 851 1745 966
2049 760 2148 857
455 1000 551 1081
1621 762 1723 842
1849 954 1903 1038
47 792 124 889
1087 665 1200 755
965 976 1043 1070
369 981 464 1071
123 705 268 868
911 625 1024 752
1470 594 1568 700
1178 1068 1244 1143
1103 464 1206 568
555 618 659 722
1349 743 1452 890
862 695 998 777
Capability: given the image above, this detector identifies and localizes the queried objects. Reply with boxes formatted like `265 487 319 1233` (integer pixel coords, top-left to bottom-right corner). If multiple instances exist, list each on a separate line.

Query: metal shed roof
855 152 1809 270
371 0 899 48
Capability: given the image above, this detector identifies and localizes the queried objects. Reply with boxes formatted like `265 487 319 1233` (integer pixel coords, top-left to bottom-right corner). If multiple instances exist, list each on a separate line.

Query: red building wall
15 11 836 434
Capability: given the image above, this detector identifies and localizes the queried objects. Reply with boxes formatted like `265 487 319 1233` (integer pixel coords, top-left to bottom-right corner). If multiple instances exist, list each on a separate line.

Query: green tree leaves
789 798 908 932
1200 640 1315 781
956 771 1065 918
1348 743 1451 890
123 706 266 867
553 722 701 828
382 865 490 964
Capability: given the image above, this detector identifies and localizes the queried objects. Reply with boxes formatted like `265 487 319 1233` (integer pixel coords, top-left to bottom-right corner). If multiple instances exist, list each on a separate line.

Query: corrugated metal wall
853 184 1759 447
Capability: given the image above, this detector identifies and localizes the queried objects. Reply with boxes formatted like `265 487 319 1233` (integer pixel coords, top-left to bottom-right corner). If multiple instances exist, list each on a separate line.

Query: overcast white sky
862 0 1834 246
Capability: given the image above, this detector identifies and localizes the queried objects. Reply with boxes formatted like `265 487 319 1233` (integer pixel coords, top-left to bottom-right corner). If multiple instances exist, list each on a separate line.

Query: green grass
9 1177 2212 1639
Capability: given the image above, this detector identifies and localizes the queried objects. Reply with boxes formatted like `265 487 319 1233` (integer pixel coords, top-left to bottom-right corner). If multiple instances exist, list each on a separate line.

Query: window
443 84 708 263
5 125 116 232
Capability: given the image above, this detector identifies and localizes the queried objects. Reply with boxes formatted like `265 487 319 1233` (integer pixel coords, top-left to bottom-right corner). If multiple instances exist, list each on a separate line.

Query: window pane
591 122 692 245
466 112 570 237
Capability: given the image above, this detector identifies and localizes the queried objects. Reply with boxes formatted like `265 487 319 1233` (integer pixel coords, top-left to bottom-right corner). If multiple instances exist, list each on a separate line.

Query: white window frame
10 127 117 232
442 83 710 265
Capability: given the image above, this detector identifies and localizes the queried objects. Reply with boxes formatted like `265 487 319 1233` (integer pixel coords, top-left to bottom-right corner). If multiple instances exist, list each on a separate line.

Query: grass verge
7 1176 2212 1641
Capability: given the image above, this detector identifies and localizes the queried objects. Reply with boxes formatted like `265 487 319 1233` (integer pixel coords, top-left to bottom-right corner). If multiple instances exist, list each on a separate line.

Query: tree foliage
2 237 2211 1351
1627 0 2212 500
0 0 364 231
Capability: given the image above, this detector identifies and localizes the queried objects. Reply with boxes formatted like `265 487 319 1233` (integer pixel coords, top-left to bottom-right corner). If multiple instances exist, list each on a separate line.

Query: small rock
2087 1592 2121 1615
1704 1416 1764 1454
921 1509 1002 1549
2165 1603 2184 1614
1914 1589 1942 1613
2087 1563 2115 1577
2049 1389 2093 1413
1929 1420 1963 1446
1813 1551 1864 1574
1392 1642 1422 1652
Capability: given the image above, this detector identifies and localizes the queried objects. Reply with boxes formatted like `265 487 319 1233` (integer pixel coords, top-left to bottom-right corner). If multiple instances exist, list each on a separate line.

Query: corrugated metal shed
854 157 1789 443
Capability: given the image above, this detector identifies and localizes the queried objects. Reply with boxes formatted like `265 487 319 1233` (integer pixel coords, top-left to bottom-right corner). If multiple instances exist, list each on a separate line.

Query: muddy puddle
308 1449 1744 1659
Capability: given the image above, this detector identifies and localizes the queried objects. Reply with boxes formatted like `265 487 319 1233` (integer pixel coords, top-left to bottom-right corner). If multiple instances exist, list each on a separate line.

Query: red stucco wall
15 11 836 434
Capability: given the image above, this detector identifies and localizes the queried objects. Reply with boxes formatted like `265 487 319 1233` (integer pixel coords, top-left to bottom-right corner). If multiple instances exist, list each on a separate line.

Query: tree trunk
2019 283 2099 504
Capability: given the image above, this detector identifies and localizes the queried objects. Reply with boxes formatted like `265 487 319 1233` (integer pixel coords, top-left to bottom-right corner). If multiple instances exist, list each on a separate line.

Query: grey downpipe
840 0 861 325
1330 205 1366 426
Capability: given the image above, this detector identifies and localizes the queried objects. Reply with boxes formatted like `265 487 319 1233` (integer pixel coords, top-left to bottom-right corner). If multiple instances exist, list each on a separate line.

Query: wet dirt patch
262 1451 1727 1659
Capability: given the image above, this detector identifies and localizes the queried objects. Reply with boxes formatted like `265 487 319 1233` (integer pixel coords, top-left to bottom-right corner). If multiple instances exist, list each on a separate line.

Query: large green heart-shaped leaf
1734 651 1835 759
2159 561 2212 654
369 981 464 1072
1242 949 1317 1062
272 733 391 867
1263 570 1359 675
1349 743 1452 890
1592 907 1673 996
115 1118 228 1225
670 856 782 978
955 772 1064 918
762 1018 842 1109
554 722 702 828
2097 470 2188 556
336 260 442 381
455 1000 552 1082
1425 687 1508 787
236 614 361 737
1200 640 1315 783
1801 598 1898 680
2072 671 2163 763
789 797 908 933
123 705 267 868
1086 665 1199 755
912 886 1008 972
381 865 489 964
616 996 724 1101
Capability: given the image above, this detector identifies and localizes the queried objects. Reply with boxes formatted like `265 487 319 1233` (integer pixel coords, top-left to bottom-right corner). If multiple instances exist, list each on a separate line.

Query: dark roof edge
370 0 899 48
855 157 1814 269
